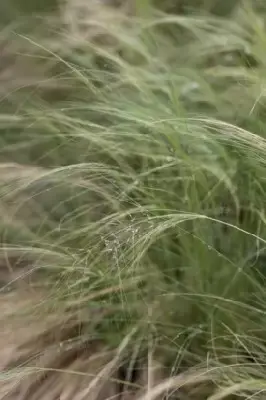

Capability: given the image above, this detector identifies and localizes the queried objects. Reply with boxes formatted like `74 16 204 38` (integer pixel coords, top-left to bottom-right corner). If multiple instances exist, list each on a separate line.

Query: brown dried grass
0 258 166 400
0 258 213 400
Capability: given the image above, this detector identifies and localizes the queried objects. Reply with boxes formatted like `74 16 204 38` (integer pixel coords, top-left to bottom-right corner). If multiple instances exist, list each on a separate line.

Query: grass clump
2 1 266 399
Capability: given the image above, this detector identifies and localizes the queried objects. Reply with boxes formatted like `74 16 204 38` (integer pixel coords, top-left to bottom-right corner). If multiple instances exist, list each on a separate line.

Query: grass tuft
2 1 266 399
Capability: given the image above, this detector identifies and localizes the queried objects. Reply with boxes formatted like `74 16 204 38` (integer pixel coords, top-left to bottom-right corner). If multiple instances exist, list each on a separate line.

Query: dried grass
0 262 211 400
0 292 166 400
